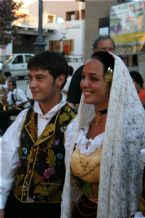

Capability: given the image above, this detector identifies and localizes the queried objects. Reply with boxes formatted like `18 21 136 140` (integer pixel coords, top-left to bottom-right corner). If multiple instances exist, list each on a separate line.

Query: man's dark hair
130 71 144 87
92 35 115 50
28 51 69 89
3 71 11 77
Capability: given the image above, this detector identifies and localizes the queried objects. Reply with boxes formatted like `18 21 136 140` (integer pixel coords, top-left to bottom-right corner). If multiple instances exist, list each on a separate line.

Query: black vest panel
13 104 76 203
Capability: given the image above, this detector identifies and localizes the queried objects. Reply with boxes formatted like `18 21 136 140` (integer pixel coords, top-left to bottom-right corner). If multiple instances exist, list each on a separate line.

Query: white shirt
7 88 27 106
0 96 66 209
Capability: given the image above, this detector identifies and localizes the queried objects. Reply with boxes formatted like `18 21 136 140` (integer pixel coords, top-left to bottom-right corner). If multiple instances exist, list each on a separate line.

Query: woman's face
80 59 111 109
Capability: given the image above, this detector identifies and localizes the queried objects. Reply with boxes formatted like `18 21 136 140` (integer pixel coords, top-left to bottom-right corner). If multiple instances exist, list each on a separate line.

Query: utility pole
33 0 46 54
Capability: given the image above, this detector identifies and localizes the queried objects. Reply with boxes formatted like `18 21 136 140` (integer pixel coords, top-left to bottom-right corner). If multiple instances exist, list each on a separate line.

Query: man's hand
0 209 4 218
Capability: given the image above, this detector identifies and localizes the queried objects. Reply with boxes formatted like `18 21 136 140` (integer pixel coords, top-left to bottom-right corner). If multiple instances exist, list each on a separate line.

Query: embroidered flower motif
21 147 28 159
42 167 55 181
61 125 67 132
57 153 63 160
54 140 60 146
22 147 27 155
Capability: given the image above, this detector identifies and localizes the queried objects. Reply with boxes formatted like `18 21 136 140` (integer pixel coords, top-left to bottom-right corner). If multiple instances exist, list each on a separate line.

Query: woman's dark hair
28 51 69 89
130 71 144 87
91 51 115 75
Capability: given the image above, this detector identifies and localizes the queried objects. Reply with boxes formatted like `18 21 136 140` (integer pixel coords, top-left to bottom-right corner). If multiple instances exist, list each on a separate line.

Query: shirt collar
33 95 66 119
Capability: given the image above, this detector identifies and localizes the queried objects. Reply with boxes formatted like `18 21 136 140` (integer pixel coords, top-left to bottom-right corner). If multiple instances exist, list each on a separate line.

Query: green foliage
0 0 23 46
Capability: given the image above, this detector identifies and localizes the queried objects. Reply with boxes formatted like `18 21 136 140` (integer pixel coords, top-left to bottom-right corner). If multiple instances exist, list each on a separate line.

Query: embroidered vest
13 104 76 203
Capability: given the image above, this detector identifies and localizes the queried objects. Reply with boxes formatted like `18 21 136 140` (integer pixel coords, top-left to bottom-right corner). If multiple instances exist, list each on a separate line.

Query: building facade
83 0 145 80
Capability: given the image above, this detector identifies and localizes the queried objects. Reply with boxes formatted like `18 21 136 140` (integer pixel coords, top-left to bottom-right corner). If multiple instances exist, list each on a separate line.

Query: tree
0 0 23 46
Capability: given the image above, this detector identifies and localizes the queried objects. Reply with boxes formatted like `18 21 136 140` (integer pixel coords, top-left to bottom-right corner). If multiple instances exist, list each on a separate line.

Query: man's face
94 39 115 53
28 69 65 106
7 81 15 91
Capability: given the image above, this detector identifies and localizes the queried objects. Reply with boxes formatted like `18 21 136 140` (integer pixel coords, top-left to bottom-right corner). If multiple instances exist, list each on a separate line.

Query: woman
61 51 145 218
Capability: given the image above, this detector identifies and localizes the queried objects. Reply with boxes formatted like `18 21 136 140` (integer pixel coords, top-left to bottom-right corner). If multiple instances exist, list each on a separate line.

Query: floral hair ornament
104 67 113 83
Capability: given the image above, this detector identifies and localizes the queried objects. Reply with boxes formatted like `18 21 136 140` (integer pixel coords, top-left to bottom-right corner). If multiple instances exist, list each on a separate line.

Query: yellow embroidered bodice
71 148 102 184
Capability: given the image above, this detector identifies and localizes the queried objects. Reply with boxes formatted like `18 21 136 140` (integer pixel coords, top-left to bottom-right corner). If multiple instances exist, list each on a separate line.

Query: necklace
93 109 107 125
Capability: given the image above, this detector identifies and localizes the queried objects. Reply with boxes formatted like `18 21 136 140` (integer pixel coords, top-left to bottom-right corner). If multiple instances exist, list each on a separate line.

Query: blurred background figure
2 72 12 90
92 35 115 53
0 78 29 134
130 71 145 108
7 77 28 111
0 85 10 135
67 35 115 111
62 65 74 98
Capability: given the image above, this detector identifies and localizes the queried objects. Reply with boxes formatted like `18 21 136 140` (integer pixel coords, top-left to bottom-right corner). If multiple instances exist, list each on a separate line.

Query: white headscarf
61 54 145 218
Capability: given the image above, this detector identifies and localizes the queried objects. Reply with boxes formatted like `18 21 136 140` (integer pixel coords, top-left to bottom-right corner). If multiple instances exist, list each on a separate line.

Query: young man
67 35 115 110
0 51 76 218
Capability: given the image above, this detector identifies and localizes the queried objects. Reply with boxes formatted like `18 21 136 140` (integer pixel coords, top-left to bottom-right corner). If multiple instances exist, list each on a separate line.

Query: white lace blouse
75 128 104 155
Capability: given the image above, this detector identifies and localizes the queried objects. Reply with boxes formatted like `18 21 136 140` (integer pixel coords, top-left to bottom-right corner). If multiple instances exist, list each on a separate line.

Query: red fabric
139 88 145 102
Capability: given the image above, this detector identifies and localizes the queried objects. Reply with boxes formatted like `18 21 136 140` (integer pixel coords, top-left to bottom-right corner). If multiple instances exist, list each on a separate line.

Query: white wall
47 20 85 58
0 43 12 56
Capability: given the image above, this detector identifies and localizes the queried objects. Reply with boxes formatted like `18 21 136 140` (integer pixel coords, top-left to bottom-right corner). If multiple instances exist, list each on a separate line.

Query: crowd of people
0 35 145 218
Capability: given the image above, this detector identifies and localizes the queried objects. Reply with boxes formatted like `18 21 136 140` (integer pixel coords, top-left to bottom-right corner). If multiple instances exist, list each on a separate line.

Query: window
49 40 74 55
48 15 55 23
12 55 23 64
25 55 33 63
119 54 138 67
99 17 109 35
66 11 79 21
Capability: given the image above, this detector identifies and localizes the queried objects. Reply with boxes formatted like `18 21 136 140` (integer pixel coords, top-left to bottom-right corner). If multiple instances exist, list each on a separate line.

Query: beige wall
20 1 85 20
84 0 117 61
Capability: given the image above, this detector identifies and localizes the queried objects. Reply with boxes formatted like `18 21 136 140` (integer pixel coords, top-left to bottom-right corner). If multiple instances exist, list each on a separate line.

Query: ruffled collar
76 127 104 155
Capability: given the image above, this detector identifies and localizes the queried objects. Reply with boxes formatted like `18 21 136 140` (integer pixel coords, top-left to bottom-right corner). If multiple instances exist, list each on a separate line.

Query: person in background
0 51 76 218
0 78 28 134
62 65 74 98
67 35 115 111
7 78 28 111
2 71 11 90
61 51 145 218
130 70 145 108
